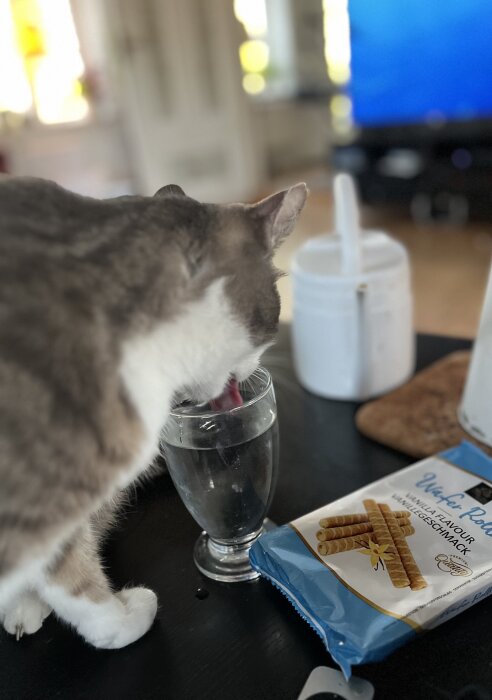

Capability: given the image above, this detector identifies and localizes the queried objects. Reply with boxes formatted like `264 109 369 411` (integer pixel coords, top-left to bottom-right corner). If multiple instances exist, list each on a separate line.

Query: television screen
349 0 492 128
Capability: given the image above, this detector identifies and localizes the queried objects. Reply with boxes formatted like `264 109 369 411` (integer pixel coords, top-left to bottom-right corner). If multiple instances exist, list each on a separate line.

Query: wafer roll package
250 442 492 677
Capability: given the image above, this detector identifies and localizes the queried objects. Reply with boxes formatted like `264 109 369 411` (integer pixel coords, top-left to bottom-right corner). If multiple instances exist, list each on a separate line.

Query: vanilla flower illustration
358 539 394 571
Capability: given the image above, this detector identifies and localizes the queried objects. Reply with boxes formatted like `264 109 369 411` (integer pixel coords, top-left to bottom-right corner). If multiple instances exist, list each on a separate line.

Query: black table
1 328 489 700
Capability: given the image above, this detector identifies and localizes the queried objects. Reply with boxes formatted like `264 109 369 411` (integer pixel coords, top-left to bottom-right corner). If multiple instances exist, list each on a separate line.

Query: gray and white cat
0 177 307 648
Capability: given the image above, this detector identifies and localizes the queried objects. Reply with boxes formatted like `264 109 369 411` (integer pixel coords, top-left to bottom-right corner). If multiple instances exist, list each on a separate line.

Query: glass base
193 519 276 583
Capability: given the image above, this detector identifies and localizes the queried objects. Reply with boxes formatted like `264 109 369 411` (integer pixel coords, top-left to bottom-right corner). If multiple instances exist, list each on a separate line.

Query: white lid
292 174 408 281
293 230 408 280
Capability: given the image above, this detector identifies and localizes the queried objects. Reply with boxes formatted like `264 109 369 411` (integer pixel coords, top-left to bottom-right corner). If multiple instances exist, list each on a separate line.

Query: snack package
250 441 492 678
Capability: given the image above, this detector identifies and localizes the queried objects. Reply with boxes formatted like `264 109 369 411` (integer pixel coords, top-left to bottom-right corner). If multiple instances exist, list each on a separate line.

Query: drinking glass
160 367 278 582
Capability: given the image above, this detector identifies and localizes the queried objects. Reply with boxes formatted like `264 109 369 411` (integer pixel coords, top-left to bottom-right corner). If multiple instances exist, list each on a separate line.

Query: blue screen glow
349 0 492 127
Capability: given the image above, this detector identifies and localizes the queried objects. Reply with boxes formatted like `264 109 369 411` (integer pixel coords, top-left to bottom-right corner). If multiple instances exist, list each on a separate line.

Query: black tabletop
1 327 489 700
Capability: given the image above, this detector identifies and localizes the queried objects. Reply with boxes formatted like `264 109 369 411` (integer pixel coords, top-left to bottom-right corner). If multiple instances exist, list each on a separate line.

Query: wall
0 120 133 197
256 99 332 175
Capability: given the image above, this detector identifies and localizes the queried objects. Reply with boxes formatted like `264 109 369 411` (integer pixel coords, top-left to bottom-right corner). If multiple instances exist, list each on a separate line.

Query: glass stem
207 526 263 562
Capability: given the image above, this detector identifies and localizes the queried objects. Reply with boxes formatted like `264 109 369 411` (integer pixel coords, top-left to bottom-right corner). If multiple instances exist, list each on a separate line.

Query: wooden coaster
356 351 492 458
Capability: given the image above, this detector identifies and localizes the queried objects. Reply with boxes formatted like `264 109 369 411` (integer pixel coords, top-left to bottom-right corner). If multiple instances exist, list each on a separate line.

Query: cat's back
0 176 132 250
0 177 110 345
0 177 149 314
0 177 189 418
1 176 86 233
0 176 160 495
0 178 136 437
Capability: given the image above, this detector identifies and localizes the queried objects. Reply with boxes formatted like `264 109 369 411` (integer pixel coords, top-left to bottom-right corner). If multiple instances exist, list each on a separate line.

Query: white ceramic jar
291 176 415 401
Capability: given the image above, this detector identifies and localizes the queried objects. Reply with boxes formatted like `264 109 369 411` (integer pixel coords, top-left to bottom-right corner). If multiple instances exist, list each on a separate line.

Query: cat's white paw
82 587 158 650
2 591 52 639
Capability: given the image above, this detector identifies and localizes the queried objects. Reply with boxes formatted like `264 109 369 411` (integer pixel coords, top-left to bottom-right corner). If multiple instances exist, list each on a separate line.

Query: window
234 0 269 96
0 0 89 125
234 0 351 108
323 0 353 136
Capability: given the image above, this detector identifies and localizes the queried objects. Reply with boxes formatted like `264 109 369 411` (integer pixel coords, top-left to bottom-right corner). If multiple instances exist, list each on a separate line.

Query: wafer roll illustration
317 525 415 555
363 499 410 588
316 517 410 542
379 503 427 590
316 521 373 541
319 511 410 528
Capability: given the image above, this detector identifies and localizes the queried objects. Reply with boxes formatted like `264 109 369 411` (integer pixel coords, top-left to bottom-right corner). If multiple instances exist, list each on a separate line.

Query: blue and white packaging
250 442 492 678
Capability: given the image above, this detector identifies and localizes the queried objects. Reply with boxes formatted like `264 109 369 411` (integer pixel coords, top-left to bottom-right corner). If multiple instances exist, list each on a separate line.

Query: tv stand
333 127 492 222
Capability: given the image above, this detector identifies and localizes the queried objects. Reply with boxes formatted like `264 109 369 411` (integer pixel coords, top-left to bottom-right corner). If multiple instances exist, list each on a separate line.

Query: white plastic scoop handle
334 173 362 275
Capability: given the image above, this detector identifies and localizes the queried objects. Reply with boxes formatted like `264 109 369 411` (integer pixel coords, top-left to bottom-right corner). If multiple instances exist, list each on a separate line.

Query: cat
0 176 307 648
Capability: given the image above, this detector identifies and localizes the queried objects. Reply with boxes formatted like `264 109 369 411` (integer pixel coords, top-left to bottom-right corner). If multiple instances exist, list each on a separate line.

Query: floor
270 168 492 339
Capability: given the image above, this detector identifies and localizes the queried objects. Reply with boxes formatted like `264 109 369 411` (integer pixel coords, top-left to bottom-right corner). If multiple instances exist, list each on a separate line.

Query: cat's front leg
38 525 158 649
0 589 52 639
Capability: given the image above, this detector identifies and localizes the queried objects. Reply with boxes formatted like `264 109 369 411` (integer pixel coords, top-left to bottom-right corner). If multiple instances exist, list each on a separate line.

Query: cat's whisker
267 373 304 396
239 377 252 393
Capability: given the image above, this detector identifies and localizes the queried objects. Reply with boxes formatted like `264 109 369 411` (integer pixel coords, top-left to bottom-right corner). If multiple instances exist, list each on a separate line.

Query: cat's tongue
210 378 243 411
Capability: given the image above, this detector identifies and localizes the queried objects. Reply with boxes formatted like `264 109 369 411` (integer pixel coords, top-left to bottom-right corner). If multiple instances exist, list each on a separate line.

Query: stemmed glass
160 367 278 582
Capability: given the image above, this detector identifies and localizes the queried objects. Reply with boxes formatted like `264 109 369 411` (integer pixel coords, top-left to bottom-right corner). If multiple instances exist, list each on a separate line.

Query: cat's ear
154 184 186 198
251 182 308 250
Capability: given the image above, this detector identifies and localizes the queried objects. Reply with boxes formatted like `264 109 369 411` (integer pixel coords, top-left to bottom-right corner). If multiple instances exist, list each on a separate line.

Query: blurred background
1 0 491 338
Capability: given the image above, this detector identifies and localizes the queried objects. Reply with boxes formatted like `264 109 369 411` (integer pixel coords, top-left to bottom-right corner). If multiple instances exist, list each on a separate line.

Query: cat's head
156 183 308 404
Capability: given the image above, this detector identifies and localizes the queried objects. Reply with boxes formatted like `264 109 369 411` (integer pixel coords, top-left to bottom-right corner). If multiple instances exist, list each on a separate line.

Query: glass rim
169 366 273 420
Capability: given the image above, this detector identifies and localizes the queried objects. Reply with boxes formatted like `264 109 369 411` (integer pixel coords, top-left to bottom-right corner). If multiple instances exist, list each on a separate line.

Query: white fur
37 580 157 649
0 589 51 637
117 277 264 487
0 554 55 608
1 277 266 647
